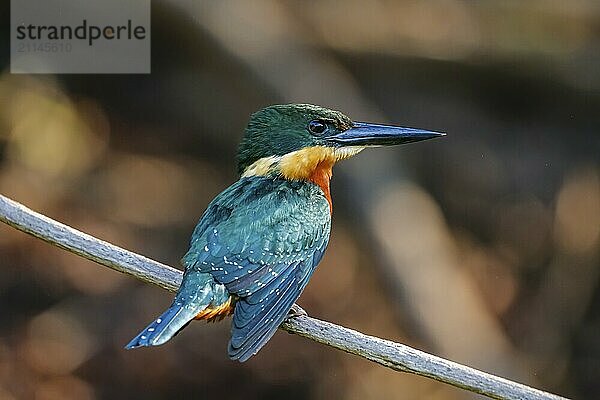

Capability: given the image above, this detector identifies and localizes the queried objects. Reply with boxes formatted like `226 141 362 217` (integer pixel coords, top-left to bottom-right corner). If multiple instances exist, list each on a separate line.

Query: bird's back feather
182 176 331 360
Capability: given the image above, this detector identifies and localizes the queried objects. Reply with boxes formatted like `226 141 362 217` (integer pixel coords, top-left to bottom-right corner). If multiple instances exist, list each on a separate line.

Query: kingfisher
126 104 444 361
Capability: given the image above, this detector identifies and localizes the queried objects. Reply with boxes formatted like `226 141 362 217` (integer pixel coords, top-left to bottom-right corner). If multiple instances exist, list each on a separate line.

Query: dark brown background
0 1 599 399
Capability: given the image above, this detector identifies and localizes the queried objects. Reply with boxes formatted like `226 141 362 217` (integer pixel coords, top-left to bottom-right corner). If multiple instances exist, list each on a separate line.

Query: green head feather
236 104 352 174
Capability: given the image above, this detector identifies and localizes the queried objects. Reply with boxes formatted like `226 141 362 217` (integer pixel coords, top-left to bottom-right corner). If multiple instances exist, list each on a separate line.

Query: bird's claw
286 303 308 320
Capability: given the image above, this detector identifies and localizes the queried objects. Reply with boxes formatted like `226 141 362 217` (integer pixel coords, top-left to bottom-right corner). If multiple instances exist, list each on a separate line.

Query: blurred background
1 1 599 399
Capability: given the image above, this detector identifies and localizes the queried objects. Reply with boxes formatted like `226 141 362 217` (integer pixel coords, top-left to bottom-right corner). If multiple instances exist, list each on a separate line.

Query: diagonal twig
0 194 567 400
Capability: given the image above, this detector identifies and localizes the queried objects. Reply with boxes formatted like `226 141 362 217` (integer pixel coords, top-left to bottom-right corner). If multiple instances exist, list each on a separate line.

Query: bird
125 103 444 361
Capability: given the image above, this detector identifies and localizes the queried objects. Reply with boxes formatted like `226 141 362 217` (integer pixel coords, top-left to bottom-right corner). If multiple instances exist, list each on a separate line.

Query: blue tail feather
125 271 215 349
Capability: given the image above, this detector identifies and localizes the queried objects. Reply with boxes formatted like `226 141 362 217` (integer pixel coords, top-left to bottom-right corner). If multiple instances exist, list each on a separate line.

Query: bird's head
237 104 444 181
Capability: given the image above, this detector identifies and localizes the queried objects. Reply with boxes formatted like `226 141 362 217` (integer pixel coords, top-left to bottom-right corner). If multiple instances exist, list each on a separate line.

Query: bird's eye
308 120 327 135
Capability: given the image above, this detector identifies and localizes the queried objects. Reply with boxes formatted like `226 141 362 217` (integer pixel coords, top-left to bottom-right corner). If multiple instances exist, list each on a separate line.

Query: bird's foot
286 303 308 320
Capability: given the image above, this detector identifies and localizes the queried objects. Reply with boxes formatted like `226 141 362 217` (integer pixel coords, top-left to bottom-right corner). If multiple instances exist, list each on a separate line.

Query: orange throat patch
277 146 344 213
309 160 334 212
242 145 365 213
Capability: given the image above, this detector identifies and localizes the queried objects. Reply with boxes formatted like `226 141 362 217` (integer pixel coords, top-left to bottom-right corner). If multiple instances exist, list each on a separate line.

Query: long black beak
327 122 445 147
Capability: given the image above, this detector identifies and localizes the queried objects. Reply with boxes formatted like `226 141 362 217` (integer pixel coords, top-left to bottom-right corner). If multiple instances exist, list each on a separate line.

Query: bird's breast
308 160 333 212
278 147 336 212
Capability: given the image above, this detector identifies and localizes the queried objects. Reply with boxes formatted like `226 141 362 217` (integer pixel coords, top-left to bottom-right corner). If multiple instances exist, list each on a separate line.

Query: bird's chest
307 161 333 213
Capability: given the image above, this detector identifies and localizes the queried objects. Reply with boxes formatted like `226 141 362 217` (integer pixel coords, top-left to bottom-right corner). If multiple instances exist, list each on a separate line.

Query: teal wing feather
182 176 331 361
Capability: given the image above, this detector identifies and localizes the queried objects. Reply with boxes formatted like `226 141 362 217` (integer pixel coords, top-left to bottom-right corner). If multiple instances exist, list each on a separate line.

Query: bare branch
0 194 567 400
